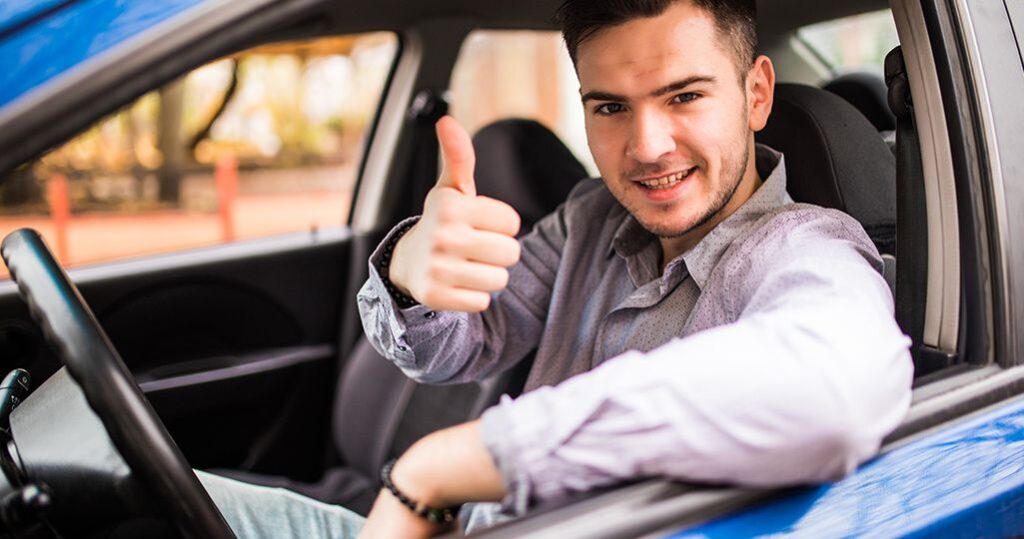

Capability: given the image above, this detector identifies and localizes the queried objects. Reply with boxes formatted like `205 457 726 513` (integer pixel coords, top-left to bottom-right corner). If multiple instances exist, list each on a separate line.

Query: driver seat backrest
215 119 587 514
755 83 897 289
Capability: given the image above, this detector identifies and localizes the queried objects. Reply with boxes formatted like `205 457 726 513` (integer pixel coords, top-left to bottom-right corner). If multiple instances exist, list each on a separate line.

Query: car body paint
0 0 205 109
668 396 1024 537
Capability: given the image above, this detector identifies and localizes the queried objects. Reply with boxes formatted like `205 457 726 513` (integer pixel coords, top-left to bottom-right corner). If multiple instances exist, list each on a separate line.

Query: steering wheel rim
1 228 234 538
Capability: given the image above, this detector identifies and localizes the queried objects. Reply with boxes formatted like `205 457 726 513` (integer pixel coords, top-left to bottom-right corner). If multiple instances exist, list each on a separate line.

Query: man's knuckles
470 197 521 236
420 285 491 312
426 257 509 292
431 191 470 224
430 225 467 255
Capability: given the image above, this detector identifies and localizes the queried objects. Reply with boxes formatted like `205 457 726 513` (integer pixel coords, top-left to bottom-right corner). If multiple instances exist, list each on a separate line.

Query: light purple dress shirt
357 145 913 526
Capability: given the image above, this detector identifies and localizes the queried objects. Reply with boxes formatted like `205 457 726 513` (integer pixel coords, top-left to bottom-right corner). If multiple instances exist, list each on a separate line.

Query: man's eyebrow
580 90 626 104
650 75 716 97
580 75 717 104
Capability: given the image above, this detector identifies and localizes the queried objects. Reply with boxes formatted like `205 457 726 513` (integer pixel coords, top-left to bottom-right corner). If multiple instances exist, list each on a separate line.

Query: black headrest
472 118 589 232
823 72 897 131
756 83 896 253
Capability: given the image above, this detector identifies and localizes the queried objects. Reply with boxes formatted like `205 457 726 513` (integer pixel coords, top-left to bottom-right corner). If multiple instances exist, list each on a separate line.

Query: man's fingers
436 229 520 267
436 116 476 197
467 196 521 237
431 257 510 292
421 286 491 313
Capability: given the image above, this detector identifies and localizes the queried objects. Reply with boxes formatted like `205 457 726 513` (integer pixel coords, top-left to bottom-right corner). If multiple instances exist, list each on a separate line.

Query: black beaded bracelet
380 459 458 524
379 220 419 309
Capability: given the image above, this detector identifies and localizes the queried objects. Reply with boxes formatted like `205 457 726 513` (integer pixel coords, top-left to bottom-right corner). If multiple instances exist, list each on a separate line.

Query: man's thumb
435 116 477 196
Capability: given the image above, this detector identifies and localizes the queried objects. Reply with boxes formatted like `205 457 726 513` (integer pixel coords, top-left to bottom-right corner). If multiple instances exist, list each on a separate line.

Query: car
1 0 1023 537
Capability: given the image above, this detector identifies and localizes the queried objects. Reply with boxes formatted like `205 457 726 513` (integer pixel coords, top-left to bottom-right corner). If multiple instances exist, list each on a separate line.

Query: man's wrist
379 220 418 307
389 421 506 508
382 459 459 524
391 439 449 507
387 232 415 297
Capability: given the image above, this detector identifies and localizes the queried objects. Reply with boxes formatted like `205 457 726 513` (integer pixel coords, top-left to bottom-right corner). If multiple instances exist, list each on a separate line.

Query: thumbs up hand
388 116 522 313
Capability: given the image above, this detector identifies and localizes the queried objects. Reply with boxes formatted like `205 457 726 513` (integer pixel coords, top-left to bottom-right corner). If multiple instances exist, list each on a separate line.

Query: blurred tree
0 166 43 208
157 79 186 204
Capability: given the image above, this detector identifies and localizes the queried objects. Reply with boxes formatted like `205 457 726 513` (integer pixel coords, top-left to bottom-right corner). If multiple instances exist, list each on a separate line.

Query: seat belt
406 89 449 216
885 46 935 374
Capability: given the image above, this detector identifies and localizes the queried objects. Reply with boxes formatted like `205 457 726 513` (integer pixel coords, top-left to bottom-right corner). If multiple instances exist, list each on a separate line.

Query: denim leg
196 470 366 539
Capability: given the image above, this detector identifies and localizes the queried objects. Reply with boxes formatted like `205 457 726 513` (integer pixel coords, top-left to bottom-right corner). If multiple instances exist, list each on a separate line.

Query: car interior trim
351 30 424 233
136 344 334 394
892 0 961 353
459 480 767 539
918 0 995 372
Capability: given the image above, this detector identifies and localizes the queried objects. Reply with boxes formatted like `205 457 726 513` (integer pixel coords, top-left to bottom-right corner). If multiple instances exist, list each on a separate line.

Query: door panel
0 231 353 479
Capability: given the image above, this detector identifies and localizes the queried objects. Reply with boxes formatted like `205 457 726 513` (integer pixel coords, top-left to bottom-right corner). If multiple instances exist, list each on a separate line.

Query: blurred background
0 9 897 276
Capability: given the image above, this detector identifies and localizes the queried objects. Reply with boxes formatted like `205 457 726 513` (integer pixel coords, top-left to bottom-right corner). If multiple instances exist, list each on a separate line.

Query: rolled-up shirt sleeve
357 204 568 384
479 218 914 511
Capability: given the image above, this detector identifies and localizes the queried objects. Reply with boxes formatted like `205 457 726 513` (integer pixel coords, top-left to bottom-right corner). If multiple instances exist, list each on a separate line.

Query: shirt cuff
359 216 466 367
479 387 567 515
477 351 648 513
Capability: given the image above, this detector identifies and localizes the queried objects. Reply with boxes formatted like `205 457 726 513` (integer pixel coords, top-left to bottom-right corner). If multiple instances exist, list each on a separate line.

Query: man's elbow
803 378 912 482
805 415 880 482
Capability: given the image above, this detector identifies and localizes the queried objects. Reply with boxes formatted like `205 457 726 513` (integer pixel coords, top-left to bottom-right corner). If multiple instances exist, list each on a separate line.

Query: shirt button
425 311 437 319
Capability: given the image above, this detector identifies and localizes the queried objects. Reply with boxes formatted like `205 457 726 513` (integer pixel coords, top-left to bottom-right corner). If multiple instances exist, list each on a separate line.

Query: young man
200 1 913 537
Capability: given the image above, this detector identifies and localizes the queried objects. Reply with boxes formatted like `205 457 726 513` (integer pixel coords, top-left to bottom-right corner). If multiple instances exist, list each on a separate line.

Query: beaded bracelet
380 459 458 524
379 220 419 309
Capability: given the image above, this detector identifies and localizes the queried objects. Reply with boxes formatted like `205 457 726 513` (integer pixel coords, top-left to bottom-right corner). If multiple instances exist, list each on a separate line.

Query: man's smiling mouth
635 167 698 190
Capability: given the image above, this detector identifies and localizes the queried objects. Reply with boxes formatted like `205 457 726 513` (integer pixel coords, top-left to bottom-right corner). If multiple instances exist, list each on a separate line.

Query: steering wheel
0 229 234 538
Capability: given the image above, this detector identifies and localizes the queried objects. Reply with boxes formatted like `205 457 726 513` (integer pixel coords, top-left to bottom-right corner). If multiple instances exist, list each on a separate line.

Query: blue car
0 0 1022 537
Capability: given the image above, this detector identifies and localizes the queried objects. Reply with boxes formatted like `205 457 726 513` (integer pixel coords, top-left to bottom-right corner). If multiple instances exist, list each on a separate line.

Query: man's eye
594 103 625 115
671 92 699 104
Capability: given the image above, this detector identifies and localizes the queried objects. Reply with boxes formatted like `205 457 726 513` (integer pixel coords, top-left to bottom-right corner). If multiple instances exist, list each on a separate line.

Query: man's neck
659 145 763 272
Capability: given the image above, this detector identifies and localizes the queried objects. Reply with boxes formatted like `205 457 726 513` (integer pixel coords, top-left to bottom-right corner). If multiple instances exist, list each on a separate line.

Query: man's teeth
639 169 691 189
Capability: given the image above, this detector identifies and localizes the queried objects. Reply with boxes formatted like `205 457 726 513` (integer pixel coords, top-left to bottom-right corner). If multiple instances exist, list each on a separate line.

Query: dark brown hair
555 0 757 72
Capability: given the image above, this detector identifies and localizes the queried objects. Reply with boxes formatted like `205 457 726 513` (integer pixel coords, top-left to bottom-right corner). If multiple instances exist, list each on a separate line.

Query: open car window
797 8 899 76
0 33 397 277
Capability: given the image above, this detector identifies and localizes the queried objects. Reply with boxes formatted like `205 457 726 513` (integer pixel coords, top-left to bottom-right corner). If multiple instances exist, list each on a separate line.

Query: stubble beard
626 138 750 240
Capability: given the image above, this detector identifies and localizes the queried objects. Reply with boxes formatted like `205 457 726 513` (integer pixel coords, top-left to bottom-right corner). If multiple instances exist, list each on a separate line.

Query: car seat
756 83 897 290
213 118 589 515
823 72 897 132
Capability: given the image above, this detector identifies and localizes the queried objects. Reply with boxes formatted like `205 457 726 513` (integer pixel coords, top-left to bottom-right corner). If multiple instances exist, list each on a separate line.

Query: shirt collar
609 144 792 289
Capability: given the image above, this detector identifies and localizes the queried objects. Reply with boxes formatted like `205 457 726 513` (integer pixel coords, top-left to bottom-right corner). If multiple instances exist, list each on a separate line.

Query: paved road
0 190 351 278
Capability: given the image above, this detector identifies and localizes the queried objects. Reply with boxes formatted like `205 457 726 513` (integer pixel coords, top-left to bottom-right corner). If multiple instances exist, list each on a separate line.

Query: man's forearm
476 255 913 505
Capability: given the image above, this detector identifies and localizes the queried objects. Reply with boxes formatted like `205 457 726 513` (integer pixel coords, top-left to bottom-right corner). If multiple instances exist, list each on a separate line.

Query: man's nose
626 111 676 163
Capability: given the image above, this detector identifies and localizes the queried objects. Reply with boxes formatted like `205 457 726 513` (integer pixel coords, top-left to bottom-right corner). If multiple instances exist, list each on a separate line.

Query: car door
0 0 401 480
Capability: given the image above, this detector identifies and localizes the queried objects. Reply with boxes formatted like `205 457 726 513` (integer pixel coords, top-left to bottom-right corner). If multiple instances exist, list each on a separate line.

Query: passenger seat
823 71 897 151
756 83 897 291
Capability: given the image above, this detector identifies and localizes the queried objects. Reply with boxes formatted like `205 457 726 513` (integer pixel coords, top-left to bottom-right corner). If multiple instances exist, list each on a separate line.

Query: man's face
576 2 767 239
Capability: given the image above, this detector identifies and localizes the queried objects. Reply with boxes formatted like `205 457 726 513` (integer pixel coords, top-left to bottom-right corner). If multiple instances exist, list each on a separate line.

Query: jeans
196 470 365 539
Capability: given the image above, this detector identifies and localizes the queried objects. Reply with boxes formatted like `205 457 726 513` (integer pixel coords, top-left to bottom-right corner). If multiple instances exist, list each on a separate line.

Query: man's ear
746 55 775 132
